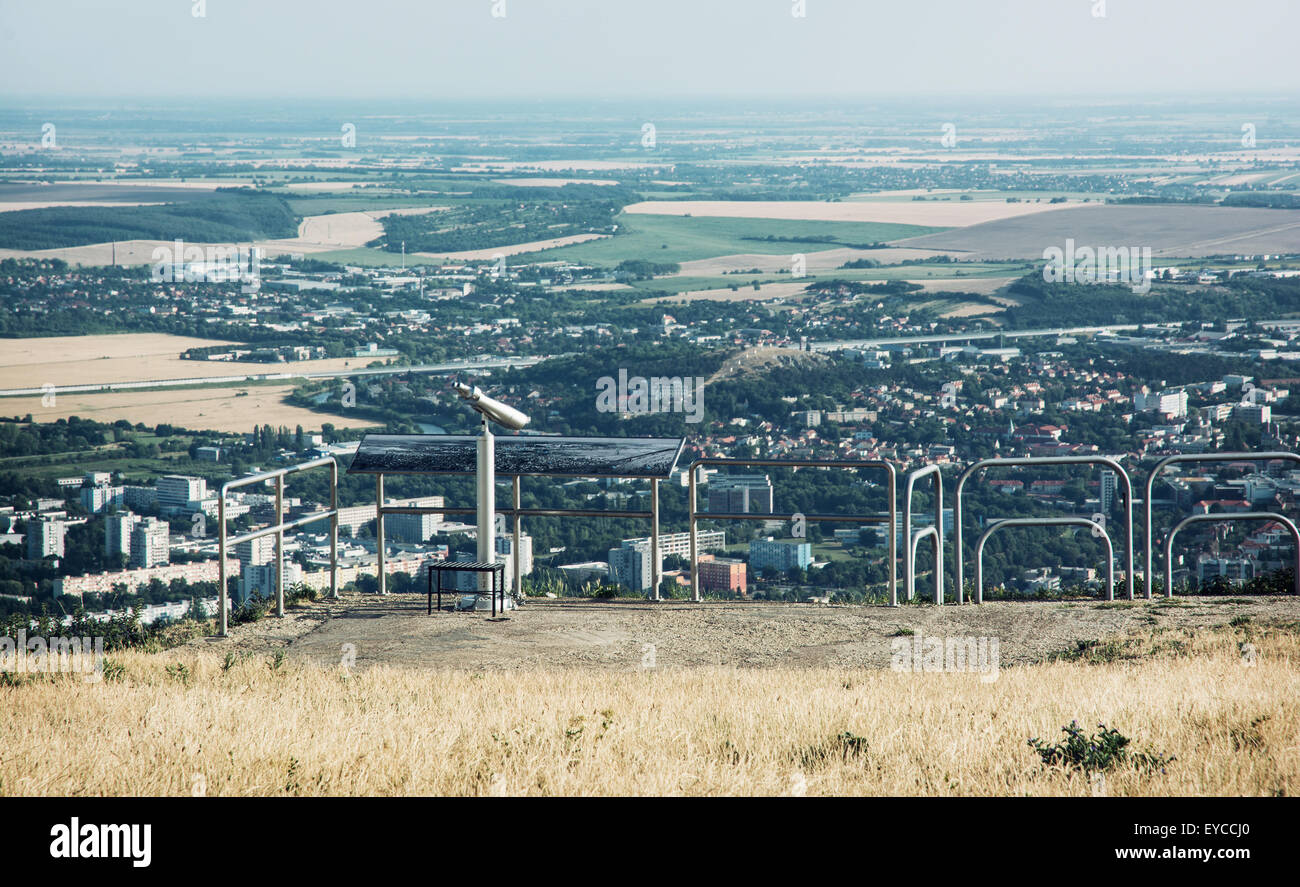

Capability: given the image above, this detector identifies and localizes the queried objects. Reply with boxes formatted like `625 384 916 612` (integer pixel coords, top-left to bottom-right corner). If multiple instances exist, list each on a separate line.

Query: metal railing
217 456 338 637
208 449 1300 635
903 464 943 604
374 473 663 598
974 517 1113 602
1144 452 1300 595
955 456 1134 603
1164 511 1300 597
688 458 897 604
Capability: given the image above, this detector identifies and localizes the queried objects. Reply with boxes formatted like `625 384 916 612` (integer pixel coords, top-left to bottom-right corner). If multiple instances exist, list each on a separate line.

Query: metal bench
427 561 507 617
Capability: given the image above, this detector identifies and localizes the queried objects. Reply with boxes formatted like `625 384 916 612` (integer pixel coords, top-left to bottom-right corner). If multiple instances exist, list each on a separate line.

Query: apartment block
130 517 170 568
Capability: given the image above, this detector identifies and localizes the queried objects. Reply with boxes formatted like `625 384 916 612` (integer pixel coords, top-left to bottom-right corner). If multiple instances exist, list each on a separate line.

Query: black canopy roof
347 433 686 479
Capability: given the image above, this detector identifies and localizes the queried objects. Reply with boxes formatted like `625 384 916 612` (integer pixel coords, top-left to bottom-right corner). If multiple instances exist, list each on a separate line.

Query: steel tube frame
688 458 897 605
903 465 943 603
955 456 1133 604
909 526 941 603
275 474 284 618
1145 452 1300 597
376 474 385 595
650 477 661 601
975 517 1113 602
512 476 521 598
1164 511 1300 597
372 471 665 600
217 456 339 638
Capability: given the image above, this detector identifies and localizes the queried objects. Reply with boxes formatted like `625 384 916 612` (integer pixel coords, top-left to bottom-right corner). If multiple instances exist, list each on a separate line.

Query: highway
0 355 551 398
808 324 1143 352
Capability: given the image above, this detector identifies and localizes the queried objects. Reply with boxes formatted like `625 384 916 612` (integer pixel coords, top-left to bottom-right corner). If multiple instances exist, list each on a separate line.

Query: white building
26 518 65 559
130 517 170 569
80 484 124 514
105 512 140 559
619 530 726 560
1233 403 1271 425
1100 470 1118 512
156 475 207 511
1134 387 1188 419
496 532 534 580
385 497 444 543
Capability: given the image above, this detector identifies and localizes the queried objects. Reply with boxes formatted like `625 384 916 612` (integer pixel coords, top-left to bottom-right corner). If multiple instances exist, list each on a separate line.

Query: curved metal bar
688 457 897 605
908 526 942 604
955 456 1133 603
975 517 1113 603
903 465 943 603
1164 511 1300 597
1145 452 1300 597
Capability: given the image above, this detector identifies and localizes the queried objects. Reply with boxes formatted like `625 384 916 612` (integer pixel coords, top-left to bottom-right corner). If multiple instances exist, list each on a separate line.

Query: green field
510 213 946 266
618 262 1033 296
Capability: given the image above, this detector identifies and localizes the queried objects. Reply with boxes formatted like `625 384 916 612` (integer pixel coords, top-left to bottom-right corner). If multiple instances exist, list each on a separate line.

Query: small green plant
164 662 191 686
1062 638 1128 663
232 597 270 625
269 651 286 672
1028 721 1173 774
1229 615 1252 628
101 658 126 682
221 651 238 672
888 627 915 637
798 731 870 769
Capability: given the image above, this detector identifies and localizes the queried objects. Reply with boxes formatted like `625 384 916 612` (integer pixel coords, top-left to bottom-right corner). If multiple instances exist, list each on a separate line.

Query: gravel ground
190 593 1300 672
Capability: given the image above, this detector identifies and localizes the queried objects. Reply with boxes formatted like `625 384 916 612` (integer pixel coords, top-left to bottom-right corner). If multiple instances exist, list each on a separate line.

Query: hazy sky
1 0 1296 101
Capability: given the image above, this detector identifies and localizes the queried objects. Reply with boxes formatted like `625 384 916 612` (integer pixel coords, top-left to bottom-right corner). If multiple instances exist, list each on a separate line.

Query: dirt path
193 593 1300 672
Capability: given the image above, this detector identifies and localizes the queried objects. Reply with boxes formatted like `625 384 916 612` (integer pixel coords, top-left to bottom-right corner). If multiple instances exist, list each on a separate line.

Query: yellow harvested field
0 200 167 213
0 207 446 263
0 333 370 390
2 620 1295 795
625 199 1079 226
490 177 620 187
939 302 1006 319
413 233 610 262
910 276 1017 296
257 206 447 255
565 282 635 292
2 384 371 433
0 239 174 265
644 281 811 304
280 181 385 192
454 159 655 172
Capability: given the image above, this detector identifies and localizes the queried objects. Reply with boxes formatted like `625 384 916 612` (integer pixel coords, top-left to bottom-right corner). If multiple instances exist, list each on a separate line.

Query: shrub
1028 721 1173 774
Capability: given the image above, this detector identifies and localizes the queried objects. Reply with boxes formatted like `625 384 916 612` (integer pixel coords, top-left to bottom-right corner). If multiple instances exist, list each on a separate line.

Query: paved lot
193 592 1300 672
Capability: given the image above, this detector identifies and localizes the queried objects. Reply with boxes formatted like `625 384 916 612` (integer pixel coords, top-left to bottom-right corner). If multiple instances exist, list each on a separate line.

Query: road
808 324 1143 352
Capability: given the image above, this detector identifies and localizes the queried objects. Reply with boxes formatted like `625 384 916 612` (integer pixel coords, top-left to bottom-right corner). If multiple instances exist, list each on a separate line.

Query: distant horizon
1 90 1297 108
1 0 1296 102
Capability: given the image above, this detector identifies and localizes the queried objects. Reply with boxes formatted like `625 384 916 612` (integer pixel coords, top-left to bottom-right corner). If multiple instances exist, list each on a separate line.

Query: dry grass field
0 206 446 263
895 204 1300 259
1 615 1294 796
0 333 367 390
257 206 447 255
412 232 610 262
645 281 814 304
2 384 371 433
